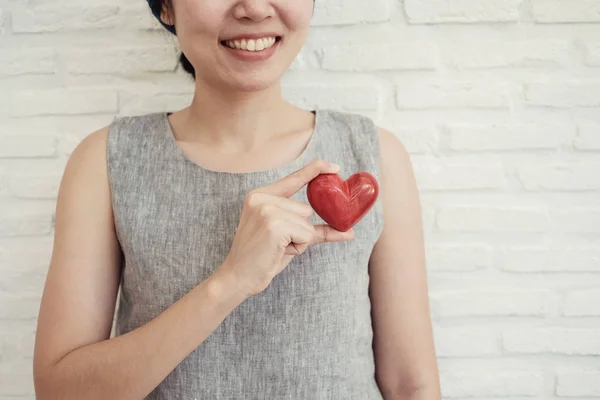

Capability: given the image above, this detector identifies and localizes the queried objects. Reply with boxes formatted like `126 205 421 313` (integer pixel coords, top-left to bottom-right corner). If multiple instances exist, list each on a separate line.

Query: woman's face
165 0 314 92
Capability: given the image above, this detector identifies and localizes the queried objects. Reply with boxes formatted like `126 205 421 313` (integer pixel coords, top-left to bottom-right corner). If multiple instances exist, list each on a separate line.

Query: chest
114 177 381 316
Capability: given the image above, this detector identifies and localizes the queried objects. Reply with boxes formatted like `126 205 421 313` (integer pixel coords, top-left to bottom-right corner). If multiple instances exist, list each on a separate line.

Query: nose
232 0 275 21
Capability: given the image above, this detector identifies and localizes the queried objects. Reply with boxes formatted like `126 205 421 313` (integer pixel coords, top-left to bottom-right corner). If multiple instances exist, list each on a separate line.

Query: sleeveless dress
107 108 385 399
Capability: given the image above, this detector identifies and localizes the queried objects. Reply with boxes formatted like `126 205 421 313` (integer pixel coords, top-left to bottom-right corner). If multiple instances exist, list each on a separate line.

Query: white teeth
256 39 265 51
224 37 277 52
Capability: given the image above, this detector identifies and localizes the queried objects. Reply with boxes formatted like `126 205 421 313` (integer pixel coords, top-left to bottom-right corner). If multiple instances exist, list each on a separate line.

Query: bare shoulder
375 126 414 177
60 125 112 192
67 126 110 171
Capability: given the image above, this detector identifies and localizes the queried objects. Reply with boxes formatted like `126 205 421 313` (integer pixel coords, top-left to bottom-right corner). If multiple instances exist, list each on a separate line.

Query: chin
228 75 281 92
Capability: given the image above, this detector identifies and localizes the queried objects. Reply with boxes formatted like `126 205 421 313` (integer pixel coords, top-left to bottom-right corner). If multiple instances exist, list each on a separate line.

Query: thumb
312 225 355 244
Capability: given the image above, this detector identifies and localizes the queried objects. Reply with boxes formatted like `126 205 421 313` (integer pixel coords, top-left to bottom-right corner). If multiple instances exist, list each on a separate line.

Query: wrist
206 265 249 309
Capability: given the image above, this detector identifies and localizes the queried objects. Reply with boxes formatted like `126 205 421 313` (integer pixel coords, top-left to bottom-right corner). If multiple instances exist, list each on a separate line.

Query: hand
217 160 355 297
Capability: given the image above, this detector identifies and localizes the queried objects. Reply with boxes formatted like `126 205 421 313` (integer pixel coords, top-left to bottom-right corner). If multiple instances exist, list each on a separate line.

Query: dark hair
148 0 196 78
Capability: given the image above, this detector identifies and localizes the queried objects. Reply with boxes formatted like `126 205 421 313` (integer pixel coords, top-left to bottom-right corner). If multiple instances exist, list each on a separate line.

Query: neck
177 77 296 150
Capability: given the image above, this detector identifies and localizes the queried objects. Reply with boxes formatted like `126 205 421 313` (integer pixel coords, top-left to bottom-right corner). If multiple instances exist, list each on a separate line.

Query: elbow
33 357 78 400
377 375 441 400
33 362 59 400
34 356 129 400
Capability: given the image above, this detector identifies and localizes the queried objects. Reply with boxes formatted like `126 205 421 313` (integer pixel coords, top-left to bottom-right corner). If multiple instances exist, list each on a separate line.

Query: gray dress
107 108 385 399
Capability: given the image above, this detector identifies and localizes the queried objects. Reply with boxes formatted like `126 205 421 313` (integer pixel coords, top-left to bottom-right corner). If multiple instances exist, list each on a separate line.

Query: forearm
380 381 441 400
35 268 247 400
396 387 440 400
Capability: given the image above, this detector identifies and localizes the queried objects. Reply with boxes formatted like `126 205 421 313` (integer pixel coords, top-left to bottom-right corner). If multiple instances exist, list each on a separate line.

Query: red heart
307 172 379 232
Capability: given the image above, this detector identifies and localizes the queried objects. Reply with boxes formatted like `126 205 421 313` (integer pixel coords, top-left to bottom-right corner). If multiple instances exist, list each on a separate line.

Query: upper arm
34 126 123 380
369 127 440 395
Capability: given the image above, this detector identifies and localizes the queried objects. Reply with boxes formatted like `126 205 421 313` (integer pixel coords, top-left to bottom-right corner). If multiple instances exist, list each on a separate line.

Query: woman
33 0 441 398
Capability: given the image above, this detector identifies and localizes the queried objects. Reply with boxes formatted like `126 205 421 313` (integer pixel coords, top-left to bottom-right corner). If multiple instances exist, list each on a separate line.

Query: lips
220 32 283 42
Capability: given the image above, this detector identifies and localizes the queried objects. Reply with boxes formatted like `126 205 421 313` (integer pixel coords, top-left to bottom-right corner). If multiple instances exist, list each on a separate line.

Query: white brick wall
1 0 599 398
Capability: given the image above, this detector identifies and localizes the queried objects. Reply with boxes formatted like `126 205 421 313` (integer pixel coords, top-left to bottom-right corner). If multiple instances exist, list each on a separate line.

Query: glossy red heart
307 172 379 232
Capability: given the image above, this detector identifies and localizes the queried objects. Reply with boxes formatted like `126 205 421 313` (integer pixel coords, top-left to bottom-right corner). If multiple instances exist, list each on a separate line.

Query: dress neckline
160 109 322 178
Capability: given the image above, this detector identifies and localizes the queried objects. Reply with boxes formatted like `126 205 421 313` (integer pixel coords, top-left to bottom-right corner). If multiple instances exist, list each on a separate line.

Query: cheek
174 0 223 39
277 0 314 30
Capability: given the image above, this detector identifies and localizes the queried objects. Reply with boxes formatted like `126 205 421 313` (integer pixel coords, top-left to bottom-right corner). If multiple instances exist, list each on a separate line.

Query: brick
0 332 21 362
434 327 499 357
0 397 35 400
448 40 571 69
0 169 7 197
0 119 61 137
440 370 543 397
414 162 506 191
396 81 510 110
563 289 600 316
404 0 521 24
0 135 58 158
422 206 436 232
499 247 600 272
518 164 600 191
433 290 550 317
0 8 5 36
66 46 179 74
584 42 600 66
1 116 113 156
575 124 600 150
0 361 35 396
0 116 110 157
1 272 47 295
283 84 380 111
437 206 550 232
12 5 120 32
0 237 53 274
18 331 36 359
0 48 55 77
0 330 36 362
10 89 118 117
288 50 317 70
445 123 574 152
9 172 62 199
320 43 437 71
119 91 194 115
503 328 600 355
311 0 390 26
524 82 600 107
376 119 437 154
0 292 41 320
11 4 157 33
557 371 600 397
533 0 600 23
552 209 600 233
0 203 54 236
117 4 164 31
0 321 37 362
0 92 8 118
427 244 493 271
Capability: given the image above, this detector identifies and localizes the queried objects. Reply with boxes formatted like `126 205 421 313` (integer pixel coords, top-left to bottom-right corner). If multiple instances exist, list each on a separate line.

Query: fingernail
329 162 340 171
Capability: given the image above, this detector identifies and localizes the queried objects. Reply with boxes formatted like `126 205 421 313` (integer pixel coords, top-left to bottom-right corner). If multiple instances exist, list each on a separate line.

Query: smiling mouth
219 36 282 52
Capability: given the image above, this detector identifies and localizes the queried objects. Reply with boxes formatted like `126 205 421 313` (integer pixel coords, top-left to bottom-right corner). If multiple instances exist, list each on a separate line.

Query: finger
267 208 315 256
259 159 340 198
282 219 315 256
312 225 355 244
260 194 313 218
268 207 315 242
